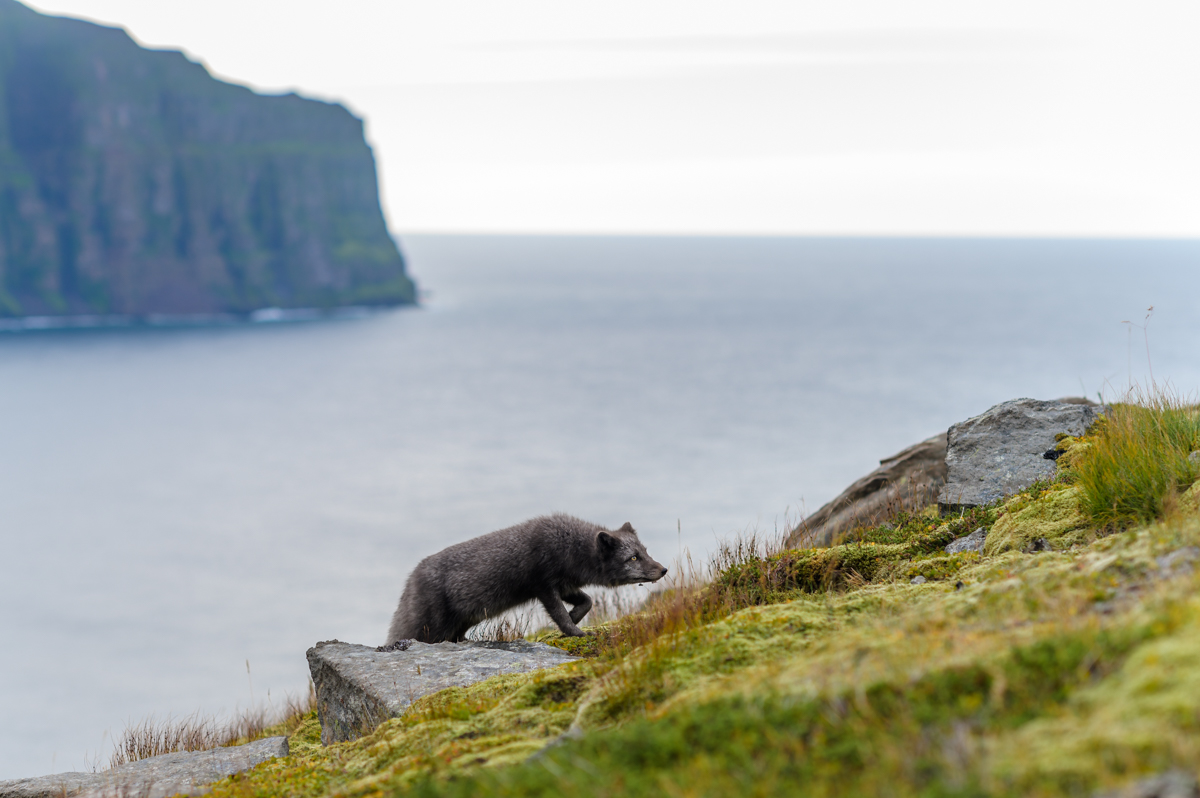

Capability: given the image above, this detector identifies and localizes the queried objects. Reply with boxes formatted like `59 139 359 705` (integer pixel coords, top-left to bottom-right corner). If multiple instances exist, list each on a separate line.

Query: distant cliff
0 0 415 318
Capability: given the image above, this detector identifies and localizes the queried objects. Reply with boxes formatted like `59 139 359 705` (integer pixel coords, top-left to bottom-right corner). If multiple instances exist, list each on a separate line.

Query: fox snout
636 562 668 584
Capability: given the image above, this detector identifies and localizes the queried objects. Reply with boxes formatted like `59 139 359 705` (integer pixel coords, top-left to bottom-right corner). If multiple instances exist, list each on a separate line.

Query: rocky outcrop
938 398 1105 510
787 432 947 548
307 640 580 744
787 397 1103 548
0 736 287 798
0 0 414 319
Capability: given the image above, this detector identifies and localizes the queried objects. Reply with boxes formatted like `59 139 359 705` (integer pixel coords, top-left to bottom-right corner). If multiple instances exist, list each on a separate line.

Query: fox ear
597 531 620 552
617 522 634 533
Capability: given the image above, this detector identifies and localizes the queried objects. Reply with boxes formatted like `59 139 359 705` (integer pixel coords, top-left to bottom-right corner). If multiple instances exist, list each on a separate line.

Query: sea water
0 236 1197 778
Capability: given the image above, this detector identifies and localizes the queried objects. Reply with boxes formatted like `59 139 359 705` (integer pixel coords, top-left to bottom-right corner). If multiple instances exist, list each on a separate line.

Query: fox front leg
538 590 585 637
561 589 593 625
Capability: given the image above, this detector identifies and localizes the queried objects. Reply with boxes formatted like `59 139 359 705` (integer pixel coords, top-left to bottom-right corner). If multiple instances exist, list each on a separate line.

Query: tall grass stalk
1077 386 1200 528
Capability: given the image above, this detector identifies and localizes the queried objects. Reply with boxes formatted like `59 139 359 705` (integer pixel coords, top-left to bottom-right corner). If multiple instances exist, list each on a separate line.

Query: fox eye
629 555 638 562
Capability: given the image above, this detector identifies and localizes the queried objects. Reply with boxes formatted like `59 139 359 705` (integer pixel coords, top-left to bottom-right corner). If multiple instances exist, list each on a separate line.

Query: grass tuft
109 685 314 768
1077 389 1200 529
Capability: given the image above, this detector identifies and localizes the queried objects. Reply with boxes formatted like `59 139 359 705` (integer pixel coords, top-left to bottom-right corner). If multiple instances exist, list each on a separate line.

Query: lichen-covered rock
306 640 580 745
0 736 287 798
938 398 1106 509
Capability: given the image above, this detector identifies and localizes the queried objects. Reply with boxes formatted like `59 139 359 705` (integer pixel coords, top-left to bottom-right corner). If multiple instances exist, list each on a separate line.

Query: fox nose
659 566 668 578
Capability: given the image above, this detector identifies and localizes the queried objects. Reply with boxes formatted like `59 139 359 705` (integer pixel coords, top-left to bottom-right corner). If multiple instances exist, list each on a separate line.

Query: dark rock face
788 432 948 548
307 640 580 745
0 0 414 318
0 736 288 798
938 398 1105 510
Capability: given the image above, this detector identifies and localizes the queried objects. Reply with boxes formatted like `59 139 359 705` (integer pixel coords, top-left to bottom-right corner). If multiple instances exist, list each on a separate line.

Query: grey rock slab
307 639 580 745
938 398 1106 509
945 527 987 555
0 736 288 798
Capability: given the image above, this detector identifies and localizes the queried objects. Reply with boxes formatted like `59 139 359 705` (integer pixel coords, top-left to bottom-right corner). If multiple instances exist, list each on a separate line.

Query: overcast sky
24 0 1200 236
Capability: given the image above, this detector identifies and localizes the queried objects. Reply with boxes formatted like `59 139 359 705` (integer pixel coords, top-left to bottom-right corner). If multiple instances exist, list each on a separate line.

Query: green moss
989 597 1200 795
537 632 603 659
285 713 324 759
394 621 1165 798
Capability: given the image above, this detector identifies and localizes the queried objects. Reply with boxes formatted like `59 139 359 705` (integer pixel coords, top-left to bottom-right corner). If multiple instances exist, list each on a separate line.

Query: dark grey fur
386 514 668 644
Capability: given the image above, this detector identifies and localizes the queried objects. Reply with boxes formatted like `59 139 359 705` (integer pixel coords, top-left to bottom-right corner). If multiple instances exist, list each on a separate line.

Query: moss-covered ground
207 402 1200 797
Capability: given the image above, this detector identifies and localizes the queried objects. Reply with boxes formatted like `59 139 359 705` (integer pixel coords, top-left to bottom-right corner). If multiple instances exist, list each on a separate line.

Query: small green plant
1076 389 1200 528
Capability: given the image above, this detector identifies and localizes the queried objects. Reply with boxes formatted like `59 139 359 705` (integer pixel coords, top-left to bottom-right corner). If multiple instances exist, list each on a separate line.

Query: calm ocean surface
1 235 1198 778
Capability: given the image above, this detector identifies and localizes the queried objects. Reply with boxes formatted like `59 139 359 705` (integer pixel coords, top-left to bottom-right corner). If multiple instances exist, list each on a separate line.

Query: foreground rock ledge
0 736 288 798
307 640 580 745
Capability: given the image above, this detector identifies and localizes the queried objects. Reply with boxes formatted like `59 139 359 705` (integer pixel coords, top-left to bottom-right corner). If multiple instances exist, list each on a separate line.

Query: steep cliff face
0 0 415 317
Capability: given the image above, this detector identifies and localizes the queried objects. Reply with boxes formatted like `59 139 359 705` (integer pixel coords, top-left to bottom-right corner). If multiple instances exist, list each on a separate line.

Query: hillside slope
192 401 1200 797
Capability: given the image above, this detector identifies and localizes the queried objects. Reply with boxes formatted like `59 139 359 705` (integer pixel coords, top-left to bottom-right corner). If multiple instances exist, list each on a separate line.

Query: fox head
596 522 668 586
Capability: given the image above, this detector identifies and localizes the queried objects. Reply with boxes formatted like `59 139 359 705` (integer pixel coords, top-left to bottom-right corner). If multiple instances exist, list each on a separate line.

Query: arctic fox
386 514 668 644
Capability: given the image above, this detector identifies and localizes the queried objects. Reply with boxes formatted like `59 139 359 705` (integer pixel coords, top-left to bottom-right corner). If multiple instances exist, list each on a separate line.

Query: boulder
788 432 948 548
0 736 288 798
306 639 580 744
938 398 1105 510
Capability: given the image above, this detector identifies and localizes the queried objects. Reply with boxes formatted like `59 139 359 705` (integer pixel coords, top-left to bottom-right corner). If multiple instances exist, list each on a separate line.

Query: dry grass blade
468 613 532 642
108 684 314 769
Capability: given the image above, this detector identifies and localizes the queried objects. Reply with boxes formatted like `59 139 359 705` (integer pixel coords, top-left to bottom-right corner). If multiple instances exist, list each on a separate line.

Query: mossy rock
1180 480 1200 515
985 485 1090 555
895 552 979 582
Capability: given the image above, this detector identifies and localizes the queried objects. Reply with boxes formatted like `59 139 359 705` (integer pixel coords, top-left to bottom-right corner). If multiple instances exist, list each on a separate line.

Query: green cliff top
0 0 414 318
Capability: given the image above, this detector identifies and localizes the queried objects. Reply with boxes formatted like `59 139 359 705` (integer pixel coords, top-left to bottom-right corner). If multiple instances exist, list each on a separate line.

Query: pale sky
23 0 1200 236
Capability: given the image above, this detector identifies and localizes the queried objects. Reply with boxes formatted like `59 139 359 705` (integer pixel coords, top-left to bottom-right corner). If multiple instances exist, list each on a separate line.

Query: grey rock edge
307 640 581 745
0 736 288 798
938 398 1106 510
